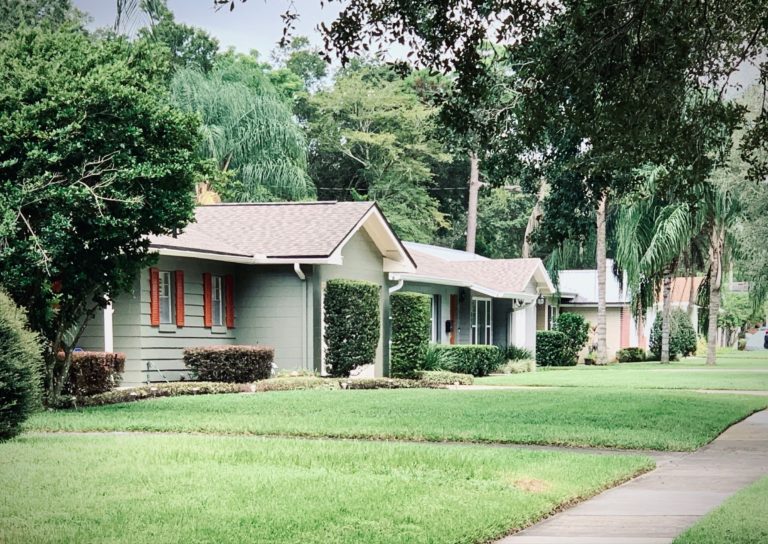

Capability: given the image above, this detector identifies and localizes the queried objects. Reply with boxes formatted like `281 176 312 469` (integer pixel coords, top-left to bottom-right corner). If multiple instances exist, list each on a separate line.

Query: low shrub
254 376 336 392
416 370 474 385
54 381 243 408
0 290 43 440
184 345 274 383
423 343 443 371
497 358 536 374
63 352 125 396
738 338 747 351
555 312 590 357
434 344 503 376
536 330 575 366
502 344 533 361
616 347 646 363
341 377 427 389
695 335 708 356
390 291 432 377
324 279 380 377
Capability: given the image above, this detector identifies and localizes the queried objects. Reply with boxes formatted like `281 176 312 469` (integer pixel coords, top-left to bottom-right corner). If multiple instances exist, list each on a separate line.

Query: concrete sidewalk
498 410 768 544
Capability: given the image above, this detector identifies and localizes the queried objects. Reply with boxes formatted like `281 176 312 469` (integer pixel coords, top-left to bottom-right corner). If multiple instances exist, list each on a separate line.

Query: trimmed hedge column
324 279 381 377
390 292 431 378
535 330 575 366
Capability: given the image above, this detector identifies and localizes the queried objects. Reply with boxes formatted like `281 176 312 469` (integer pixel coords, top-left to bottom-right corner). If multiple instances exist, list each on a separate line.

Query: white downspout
103 300 114 353
388 276 404 294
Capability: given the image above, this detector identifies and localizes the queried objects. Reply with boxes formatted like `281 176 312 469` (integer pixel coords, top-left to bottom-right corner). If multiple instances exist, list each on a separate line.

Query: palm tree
171 65 314 202
615 167 701 363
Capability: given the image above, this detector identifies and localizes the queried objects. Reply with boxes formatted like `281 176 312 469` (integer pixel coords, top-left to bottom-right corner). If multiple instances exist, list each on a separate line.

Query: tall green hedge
390 292 432 378
649 309 697 360
536 330 575 366
555 312 589 358
0 290 43 441
324 279 380 377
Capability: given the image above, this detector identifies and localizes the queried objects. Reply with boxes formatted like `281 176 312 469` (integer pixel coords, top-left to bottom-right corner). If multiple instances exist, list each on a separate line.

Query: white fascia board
155 248 337 266
383 258 416 273
396 273 536 302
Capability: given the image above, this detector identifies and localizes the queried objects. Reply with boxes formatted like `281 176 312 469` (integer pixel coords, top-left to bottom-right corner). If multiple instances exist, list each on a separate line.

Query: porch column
513 308 527 348
103 301 114 353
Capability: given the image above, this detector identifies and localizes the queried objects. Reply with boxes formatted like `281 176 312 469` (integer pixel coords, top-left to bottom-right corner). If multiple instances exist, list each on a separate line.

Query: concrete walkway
498 410 768 544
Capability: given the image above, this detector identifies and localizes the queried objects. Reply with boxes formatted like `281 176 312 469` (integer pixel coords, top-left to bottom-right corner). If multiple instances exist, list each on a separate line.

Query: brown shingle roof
404 243 551 296
150 201 376 258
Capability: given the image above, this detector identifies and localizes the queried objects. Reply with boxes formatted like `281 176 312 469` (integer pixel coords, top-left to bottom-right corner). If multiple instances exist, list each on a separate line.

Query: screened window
470 298 492 345
159 271 173 324
212 275 224 327
430 294 441 342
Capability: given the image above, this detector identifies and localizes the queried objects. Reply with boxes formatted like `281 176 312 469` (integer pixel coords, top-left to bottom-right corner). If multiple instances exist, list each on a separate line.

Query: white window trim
431 294 441 343
159 271 173 324
212 275 225 327
471 297 492 345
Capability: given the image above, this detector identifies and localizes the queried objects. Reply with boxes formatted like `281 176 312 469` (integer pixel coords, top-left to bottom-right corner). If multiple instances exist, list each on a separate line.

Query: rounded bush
649 309 697 360
536 330 575 366
0 290 43 441
324 279 380 377
184 345 274 382
434 345 503 376
616 347 646 363
555 312 589 357
390 292 432 378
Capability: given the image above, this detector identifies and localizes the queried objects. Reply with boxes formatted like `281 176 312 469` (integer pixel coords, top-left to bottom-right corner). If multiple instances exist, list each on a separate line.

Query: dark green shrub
616 347 646 363
434 344 503 376
416 370 474 385
738 338 747 351
555 312 590 357
390 291 432 377
184 345 274 382
649 309 697 360
536 330 575 366
324 279 380 377
0 290 43 440
341 378 425 389
63 352 125 396
502 344 533 361
423 343 443 371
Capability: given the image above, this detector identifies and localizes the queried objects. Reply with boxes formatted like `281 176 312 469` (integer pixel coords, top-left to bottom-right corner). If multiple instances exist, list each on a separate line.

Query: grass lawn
477 351 768 390
673 476 768 544
28 388 767 451
0 434 653 544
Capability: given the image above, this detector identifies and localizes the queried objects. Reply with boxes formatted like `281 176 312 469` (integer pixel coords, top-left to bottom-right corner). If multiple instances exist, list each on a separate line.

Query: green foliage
718 292 766 331
0 0 83 35
536 330 575 367
616 348 646 363
390 292 432 378
496 359 537 374
307 63 450 242
171 53 313 202
0 290 43 441
433 345 503 377
53 381 243 409
650 310 697 360
416 370 474 385
501 344 533 361
555 312 590 357
183 345 275 383
63 352 125 397
323 279 381 377
0 27 199 401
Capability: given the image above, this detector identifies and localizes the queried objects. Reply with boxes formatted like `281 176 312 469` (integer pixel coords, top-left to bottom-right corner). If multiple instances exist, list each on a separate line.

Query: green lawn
673 476 768 544
0 434 652 544
28 388 767 451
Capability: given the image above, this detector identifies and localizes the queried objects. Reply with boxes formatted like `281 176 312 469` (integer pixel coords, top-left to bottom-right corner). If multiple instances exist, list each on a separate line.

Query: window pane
212 276 223 326
159 272 172 324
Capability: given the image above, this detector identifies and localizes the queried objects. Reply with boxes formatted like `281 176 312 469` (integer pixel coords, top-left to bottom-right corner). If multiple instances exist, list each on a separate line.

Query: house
79 202 554 384
557 261 702 359
396 242 555 353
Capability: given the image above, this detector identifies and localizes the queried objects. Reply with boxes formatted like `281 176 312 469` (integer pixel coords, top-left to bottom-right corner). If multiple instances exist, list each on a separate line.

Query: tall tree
0 0 83 35
0 27 200 401
171 53 314 202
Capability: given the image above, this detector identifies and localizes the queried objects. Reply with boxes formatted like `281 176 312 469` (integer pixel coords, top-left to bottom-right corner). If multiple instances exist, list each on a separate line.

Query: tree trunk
660 265 675 364
687 251 697 321
596 195 608 365
466 152 480 254
706 228 724 366
522 179 548 258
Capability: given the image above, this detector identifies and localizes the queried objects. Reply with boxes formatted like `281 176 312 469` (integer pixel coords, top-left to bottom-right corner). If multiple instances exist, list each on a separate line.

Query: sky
73 0 341 57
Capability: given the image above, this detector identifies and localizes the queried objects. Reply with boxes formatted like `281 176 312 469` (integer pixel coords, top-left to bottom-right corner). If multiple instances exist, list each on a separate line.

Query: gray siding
401 282 459 344
316 229 389 377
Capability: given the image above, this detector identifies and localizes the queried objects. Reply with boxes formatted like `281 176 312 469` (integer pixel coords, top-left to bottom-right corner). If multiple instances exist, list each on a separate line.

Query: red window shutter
225 274 235 329
202 273 212 328
175 270 185 327
149 268 160 327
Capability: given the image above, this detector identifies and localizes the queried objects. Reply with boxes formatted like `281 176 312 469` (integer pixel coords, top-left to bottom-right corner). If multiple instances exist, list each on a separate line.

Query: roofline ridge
197 200 341 207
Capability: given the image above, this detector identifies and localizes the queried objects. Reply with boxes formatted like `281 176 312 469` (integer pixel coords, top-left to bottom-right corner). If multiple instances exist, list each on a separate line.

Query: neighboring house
557 261 702 359
644 276 703 339
557 260 637 360
397 242 555 353
79 202 555 385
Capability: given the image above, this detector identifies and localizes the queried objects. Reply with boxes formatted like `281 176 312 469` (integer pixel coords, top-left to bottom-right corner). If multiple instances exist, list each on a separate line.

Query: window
430 294 441 342
212 275 224 327
470 298 492 345
547 304 559 330
159 271 173 324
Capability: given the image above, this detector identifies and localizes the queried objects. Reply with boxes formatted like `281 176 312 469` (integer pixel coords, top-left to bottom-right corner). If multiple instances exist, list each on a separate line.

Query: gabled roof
398 242 555 300
149 201 415 272
558 260 629 304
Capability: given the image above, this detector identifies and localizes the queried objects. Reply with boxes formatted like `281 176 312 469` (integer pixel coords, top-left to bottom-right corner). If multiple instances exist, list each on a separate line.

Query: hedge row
63 351 125 396
535 330 575 366
183 345 274 383
324 279 380 377
433 344 503 376
649 309 697 360
416 370 474 386
390 291 432 378
617 347 646 363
